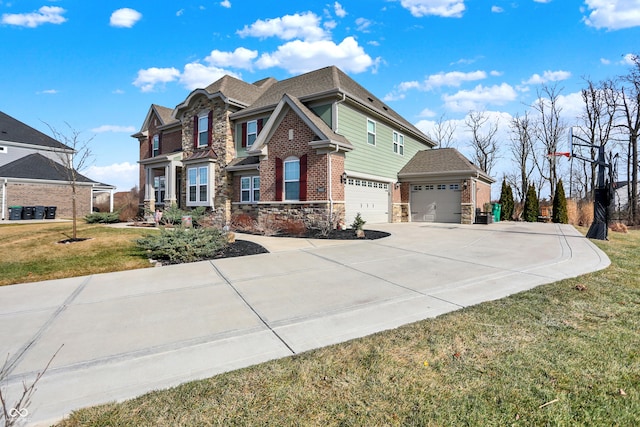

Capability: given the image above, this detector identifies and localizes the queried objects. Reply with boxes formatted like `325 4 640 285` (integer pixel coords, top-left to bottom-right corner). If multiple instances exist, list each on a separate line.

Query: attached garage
399 148 494 224
344 178 390 224
410 183 461 223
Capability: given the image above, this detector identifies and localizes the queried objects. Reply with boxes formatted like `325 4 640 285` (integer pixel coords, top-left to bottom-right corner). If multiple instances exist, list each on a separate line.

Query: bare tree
577 78 619 200
531 84 567 200
508 112 536 201
617 55 640 224
46 123 94 240
427 113 457 148
465 110 499 175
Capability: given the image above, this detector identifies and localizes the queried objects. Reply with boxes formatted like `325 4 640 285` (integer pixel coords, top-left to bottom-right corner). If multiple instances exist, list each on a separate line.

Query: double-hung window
367 119 376 145
197 114 208 147
246 120 258 147
188 166 209 205
284 157 300 201
241 176 260 203
154 176 165 203
152 135 160 157
393 131 404 155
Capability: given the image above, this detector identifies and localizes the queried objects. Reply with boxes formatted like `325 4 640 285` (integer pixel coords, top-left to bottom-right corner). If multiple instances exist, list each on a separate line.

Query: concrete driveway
0 222 609 426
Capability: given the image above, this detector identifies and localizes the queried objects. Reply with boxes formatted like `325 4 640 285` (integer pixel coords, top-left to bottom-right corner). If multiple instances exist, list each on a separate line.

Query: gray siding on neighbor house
337 103 429 180
0 144 64 169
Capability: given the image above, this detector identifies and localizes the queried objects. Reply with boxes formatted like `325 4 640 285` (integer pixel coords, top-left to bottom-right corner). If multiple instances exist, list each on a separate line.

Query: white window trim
152 135 160 157
197 113 208 148
240 175 260 203
246 120 258 148
367 118 376 146
187 165 212 207
393 131 404 156
284 156 300 201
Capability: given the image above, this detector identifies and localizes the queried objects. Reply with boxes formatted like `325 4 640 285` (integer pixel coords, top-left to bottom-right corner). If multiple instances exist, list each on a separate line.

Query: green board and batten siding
337 103 430 180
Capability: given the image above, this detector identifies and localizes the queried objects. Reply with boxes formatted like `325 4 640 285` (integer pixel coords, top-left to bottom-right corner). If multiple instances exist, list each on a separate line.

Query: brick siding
3 182 92 219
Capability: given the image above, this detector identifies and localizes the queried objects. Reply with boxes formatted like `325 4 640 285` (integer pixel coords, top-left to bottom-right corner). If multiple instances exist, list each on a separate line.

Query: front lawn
0 222 152 286
56 229 640 426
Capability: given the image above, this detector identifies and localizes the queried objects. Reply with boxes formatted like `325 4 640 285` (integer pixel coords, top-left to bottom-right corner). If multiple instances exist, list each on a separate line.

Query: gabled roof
399 148 495 183
153 104 176 126
174 75 267 118
232 66 434 146
0 111 71 150
247 94 353 156
0 153 97 183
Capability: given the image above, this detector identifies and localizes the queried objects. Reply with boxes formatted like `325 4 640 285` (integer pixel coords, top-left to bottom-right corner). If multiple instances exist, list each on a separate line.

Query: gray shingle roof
152 104 177 126
204 75 266 106
399 148 494 182
0 111 71 150
232 66 433 145
0 153 96 183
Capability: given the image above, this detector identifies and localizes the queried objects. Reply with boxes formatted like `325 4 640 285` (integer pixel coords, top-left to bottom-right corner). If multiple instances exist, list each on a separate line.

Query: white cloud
399 0 466 18
419 108 437 118
443 83 518 112
176 9 184 17
91 125 136 134
86 162 138 192
355 17 373 32
523 70 571 85
37 89 59 95
220 0 232 8
423 70 487 89
237 12 328 41
179 63 240 90
583 0 640 30
600 58 611 65
256 36 376 74
205 47 258 70
133 67 181 92
534 0 552 3
334 2 347 18
1 6 66 27
110 8 142 28
491 6 504 13
621 53 638 65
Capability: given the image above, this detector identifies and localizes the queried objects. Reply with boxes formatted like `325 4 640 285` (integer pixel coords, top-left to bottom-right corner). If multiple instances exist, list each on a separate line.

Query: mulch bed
213 240 269 259
239 229 391 241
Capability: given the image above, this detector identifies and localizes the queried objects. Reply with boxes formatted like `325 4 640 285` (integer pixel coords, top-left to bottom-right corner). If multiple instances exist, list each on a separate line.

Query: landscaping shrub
136 227 227 264
523 184 539 222
280 219 307 236
351 212 366 230
498 179 514 221
84 211 120 224
161 205 207 227
552 179 569 224
231 213 256 232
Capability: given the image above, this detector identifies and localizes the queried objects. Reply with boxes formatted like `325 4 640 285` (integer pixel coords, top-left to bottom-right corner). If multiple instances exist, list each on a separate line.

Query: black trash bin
45 206 57 219
22 206 35 220
34 206 46 220
9 206 22 220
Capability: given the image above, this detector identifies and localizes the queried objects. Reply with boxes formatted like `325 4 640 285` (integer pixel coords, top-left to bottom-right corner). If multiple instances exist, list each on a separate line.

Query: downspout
329 93 347 220
1 178 7 220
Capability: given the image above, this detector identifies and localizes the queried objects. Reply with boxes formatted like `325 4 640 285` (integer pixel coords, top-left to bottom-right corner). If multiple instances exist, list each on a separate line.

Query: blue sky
1 0 639 193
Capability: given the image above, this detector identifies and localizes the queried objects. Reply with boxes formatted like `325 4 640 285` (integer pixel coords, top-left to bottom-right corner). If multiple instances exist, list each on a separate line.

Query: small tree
523 184 540 222
498 179 515 221
46 123 93 240
552 179 569 224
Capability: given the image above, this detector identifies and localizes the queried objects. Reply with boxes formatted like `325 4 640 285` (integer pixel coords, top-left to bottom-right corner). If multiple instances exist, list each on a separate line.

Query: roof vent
367 97 374 102
383 106 388 111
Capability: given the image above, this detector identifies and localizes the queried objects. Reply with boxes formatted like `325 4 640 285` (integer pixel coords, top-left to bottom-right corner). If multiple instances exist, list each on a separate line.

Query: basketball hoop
547 152 571 158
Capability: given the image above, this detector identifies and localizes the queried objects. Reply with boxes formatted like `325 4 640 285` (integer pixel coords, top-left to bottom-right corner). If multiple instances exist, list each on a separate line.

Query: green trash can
492 203 501 223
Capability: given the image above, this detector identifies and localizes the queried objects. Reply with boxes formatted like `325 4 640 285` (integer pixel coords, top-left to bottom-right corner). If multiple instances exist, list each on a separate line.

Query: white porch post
110 189 114 213
165 164 176 206
145 166 155 203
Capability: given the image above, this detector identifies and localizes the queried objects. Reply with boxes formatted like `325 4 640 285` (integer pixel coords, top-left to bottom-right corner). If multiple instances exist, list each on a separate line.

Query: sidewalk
0 222 609 426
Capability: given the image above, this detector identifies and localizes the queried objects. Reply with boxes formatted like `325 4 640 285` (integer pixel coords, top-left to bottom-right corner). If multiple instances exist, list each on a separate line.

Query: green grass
56 230 640 426
0 222 153 286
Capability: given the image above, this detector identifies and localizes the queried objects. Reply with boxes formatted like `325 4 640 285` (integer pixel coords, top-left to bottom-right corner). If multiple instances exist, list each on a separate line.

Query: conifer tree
552 179 569 224
498 179 515 221
523 184 539 222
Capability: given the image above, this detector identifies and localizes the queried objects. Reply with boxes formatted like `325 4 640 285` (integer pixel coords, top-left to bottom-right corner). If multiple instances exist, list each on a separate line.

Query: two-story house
0 111 114 220
133 66 493 226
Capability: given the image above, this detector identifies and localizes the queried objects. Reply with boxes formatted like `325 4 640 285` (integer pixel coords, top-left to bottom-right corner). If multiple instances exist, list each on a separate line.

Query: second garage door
410 183 461 223
345 178 390 224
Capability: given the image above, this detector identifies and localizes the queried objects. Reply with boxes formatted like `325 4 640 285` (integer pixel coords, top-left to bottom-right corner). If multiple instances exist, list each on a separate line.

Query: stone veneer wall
181 96 235 225
4 182 92 219
231 202 346 228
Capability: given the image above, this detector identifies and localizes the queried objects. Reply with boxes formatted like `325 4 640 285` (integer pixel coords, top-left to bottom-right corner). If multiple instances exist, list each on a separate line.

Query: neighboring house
0 111 114 220
133 66 493 225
